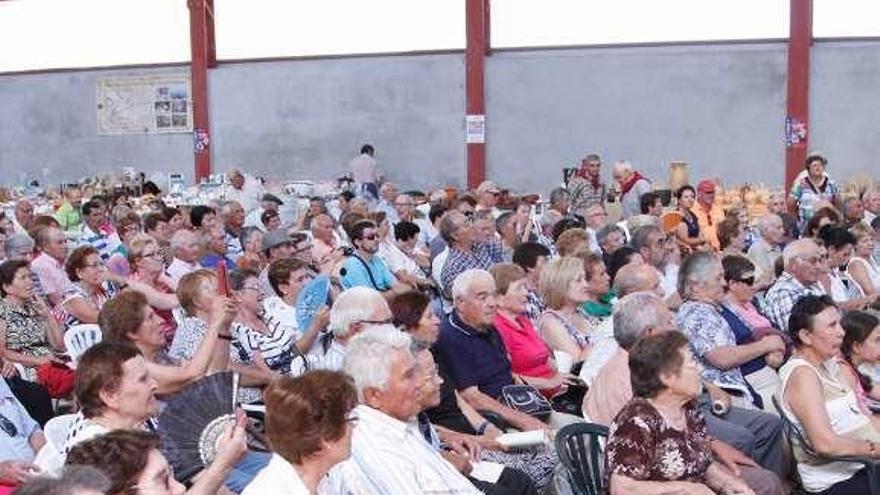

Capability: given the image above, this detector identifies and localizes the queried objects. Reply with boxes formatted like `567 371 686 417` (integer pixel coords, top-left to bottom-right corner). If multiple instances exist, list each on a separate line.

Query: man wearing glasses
631 225 680 303
761 239 827 332
339 220 408 300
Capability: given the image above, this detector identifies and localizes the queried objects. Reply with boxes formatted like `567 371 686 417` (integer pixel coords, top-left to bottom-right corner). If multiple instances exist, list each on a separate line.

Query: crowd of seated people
1 150 880 494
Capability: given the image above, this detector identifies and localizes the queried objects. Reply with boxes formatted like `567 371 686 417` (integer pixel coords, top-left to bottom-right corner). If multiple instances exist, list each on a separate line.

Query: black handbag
501 384 553 421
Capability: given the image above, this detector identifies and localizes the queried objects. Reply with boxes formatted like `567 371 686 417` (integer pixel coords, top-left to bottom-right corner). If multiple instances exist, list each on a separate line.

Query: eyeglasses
241 285 261 292
0 413 18 437
799 254 827 265
140 251 162 259
361 234 378 241
83 261 103 269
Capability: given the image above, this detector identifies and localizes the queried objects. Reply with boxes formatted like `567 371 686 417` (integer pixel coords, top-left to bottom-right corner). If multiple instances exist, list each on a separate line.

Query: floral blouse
606 398 713 485
0 299 53 381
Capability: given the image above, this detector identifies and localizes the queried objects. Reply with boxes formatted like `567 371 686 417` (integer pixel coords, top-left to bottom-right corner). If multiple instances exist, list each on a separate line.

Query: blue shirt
433 312 513 400
0 378 40 462
200 253 237 271
340 254 396 291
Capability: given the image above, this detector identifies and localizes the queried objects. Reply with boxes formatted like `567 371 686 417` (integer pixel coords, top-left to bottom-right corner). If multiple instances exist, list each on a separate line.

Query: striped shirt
321 405 480 495
76 224 119 262
230 319 296 375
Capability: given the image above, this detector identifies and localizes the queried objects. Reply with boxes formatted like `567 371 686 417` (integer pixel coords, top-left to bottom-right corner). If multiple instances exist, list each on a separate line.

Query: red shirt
493 312 556 396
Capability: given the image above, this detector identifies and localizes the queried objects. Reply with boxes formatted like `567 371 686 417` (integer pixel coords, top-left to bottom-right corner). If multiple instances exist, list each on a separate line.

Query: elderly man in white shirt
226 168 265 214
166 229 203 285
748 213 786 284
321 325 480 495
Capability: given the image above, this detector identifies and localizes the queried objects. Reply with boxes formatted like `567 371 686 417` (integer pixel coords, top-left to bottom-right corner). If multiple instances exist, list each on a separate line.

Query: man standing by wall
568 153 606 216
349 144 380 201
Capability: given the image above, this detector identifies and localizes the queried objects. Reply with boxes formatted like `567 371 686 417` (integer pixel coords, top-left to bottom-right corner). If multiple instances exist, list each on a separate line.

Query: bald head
613 263 662 297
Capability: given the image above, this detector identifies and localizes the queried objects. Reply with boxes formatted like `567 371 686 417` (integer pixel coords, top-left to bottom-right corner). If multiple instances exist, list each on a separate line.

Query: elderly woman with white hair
676 252 785 411
316 286 392 371
323 325 481 495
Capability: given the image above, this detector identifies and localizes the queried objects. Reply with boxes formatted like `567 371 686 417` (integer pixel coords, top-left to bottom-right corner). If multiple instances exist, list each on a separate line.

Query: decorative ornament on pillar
193 128 210 154
785 117 807 147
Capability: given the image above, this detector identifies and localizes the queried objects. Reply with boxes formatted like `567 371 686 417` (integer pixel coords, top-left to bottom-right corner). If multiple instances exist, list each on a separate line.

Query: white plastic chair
63 324 102 368
34 413 78 476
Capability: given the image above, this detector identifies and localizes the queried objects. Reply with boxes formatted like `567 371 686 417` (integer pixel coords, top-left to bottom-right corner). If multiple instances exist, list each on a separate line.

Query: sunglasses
735 276 756 286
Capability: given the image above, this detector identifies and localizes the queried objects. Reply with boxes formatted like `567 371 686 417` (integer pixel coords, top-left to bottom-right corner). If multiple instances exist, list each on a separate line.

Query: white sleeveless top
847 256 880 294
777 358 869 492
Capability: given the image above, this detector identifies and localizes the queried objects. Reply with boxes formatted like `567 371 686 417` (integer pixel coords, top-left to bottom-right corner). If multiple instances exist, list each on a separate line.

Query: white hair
756 213 782 235
451 269 493 300
783 239 819 270
343 324 412 402
379 182 398 194
612 160 633 173
220 200 242 217
613 292 668 350
677 251 719 298
169 229 196 251
862 189 880 201
328 286 389 338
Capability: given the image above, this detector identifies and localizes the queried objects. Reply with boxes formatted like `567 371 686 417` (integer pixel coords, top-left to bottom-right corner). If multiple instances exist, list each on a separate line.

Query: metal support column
465 0 490 189
188 0 216 182
785 0 813 192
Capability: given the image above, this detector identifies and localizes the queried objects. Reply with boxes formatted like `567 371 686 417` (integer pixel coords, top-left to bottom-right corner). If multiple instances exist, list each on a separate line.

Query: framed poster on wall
97 74 192 135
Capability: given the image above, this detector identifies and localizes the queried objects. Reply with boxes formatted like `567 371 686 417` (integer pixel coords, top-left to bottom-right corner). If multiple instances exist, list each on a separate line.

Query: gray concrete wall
0 65 193 185
486 42 788 193
208 54 465 187
0 40 878 194
810 40 880 179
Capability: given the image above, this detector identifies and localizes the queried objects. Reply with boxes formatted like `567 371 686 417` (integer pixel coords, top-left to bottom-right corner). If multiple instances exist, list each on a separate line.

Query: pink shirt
30 253 71 298
727 300 775 330
493 312 557 396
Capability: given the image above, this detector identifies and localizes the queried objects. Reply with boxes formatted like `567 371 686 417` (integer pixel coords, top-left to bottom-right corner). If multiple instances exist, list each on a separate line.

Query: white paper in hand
469 461 504 483
495 430 549 449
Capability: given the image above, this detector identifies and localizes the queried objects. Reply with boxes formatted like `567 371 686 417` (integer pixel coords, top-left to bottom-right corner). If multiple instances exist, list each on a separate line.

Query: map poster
97 74 192 135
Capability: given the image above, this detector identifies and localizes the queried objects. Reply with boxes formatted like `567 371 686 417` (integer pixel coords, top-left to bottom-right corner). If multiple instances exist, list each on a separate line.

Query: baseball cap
262 230 292 253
